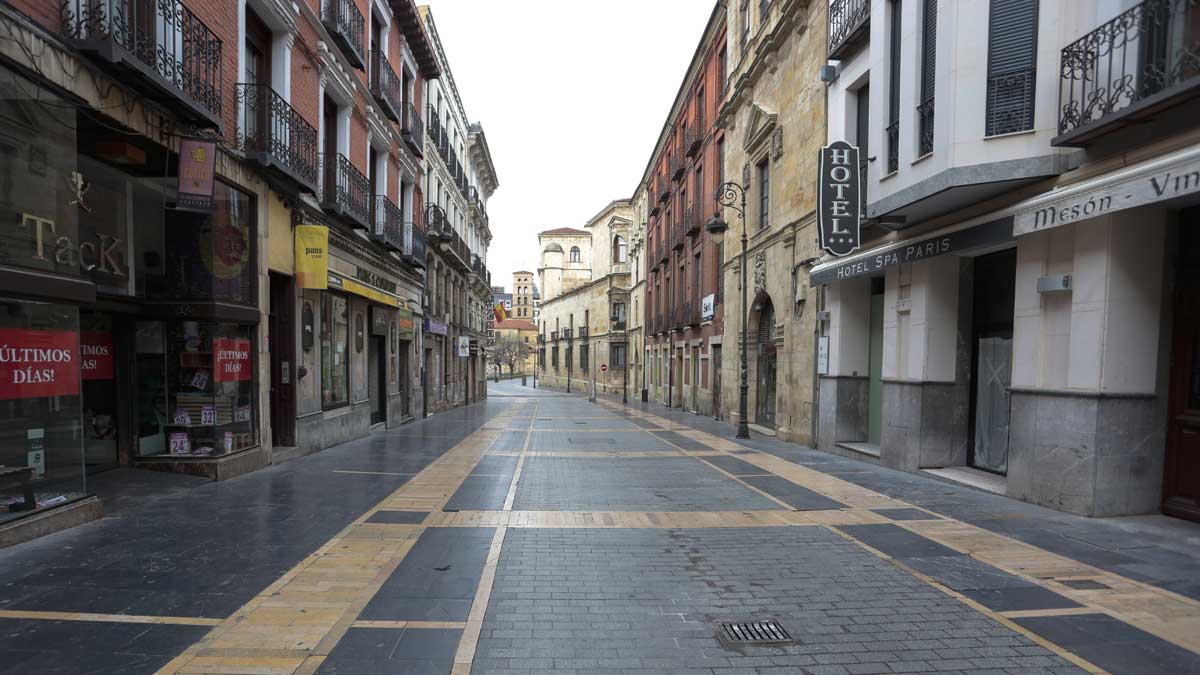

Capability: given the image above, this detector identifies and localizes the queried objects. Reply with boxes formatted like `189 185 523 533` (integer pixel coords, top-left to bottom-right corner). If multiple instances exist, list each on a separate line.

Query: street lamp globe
705 215 729 238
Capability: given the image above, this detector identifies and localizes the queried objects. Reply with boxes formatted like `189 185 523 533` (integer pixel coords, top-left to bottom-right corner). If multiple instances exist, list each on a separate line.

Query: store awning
328 272 400 308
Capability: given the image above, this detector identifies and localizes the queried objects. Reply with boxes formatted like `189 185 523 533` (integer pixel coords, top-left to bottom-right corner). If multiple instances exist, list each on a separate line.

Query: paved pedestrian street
2 381 1200 674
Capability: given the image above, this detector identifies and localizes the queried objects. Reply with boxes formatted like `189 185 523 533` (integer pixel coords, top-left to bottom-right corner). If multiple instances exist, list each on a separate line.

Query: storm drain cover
716 620 794 646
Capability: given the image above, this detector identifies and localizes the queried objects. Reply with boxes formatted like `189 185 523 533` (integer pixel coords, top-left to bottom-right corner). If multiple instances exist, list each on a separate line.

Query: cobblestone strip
501 402 536 512
154 414 512 675
450 526 506 675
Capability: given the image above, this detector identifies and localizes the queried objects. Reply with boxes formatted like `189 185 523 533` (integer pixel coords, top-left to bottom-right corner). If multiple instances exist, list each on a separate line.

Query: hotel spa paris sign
817 141 861 257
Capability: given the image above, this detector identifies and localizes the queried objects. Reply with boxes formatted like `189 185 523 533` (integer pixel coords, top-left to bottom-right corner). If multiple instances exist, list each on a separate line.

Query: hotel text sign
817 140 861 257
810 217 1012 286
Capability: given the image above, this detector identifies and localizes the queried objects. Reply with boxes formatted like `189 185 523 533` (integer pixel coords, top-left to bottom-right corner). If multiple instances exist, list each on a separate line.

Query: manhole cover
715 620 794 646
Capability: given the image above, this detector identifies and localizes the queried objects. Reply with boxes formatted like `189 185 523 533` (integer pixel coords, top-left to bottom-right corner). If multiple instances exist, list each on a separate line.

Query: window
694 252 702 300
855 83 870 205
918 0 937 156
985 0 1038 136
580 343 589 371
552 346 558 367
757 158 770 230
759 0 770 25
321 292 350 408
716 242 725 304
887 0 902 173
569 246 581 263
739 0 750 53
612 343 627 368
719 47 728 91
614 235 628 263
695 164 705 220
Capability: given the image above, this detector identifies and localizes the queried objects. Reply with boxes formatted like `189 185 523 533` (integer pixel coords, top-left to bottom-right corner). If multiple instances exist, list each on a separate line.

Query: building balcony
563 328 573 340
235 83 318 194
319 153 371 229
401 102 424 157
684 125 702 158
322 0 365 70
670 152 685 181
1055 0 1200 147
670 221 684 251
687 298 701 326
657 175 671 204
370 196 403 252
427 105 442 145
61 0 223 129
578 326 589 339
828 0 870 60
369 51 402 123
683 204 700 236
410 225 426 268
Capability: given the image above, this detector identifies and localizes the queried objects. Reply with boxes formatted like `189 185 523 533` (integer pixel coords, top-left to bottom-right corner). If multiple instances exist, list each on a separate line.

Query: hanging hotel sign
0 328 80 400
817 140 862 257
295 225 329 289
213 337 252 382
701 294 715 322
177 138 217 211
809 217 1012 286
1013 148 1200 236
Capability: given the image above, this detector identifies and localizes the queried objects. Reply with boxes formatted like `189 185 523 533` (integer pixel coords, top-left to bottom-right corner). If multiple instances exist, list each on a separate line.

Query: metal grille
716 620 794 646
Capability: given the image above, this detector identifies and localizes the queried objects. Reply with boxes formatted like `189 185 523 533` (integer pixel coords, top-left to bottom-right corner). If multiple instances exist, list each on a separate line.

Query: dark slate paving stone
739 475 846 511
316 627 459 675
442 475 511 511
652 431 711 450
361 528 493 621
471 455 519 477
629 418 662 430
488 430 526 452
1014 613 1200 675
871 507 942 521
896 555 1035 591
9 650 171 675
366 511 429 525
117 623 213 655
960 586 1083 612
839 524 963 558
702 455 771 477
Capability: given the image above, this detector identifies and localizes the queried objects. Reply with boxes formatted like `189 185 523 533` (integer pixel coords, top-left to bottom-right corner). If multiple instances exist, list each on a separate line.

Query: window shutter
921 0 937 101
986 0 1038 136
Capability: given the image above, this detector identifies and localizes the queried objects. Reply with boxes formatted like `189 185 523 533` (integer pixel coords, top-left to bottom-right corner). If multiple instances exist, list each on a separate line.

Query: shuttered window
917 0 936 156
985 0 1038 136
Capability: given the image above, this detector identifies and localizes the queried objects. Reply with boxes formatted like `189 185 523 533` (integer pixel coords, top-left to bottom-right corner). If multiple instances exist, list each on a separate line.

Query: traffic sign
600 364 608 372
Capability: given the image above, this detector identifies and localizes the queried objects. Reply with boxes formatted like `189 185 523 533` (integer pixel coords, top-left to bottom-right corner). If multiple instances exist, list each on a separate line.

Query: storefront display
80 312 118 469
135 320 257 458
0 298 85 525
321 292 350 408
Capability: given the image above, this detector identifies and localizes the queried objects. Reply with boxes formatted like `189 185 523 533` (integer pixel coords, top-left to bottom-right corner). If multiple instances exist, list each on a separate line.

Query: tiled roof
496 319 538 331
538 227 589 236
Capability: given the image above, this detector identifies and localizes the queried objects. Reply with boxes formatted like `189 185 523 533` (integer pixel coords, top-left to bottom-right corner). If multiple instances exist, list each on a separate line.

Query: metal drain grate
716 619 794 646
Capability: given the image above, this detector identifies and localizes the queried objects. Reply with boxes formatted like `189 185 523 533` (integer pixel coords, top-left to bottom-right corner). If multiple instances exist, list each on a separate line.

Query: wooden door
1165 214 1200 521
269 273 296 447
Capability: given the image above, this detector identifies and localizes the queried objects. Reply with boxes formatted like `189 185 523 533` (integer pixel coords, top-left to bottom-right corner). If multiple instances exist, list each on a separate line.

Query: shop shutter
985 0 1038 136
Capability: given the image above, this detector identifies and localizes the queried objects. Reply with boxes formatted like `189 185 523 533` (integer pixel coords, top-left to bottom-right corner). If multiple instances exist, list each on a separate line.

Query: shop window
153 181 256 306
80 312 118 471
0 298 84 525
321 292 351 408
133 320 257 459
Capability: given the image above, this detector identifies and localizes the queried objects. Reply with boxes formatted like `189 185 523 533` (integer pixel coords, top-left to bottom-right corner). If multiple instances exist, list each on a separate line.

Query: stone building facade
715 0 827 444
537 203 636 398
512 271 536 320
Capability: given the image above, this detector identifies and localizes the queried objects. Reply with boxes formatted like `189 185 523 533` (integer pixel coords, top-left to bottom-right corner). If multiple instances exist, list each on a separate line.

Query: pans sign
817 140 861 257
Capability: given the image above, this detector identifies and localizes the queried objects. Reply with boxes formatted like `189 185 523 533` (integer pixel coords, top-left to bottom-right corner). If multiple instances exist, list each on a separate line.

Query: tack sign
817 140 861 257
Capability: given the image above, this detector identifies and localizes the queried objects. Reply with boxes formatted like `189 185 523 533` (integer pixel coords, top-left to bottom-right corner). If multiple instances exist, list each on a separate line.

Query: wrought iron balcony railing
670 151 686 181
401 102 424 156
1056 0 1200 146
322 0 365 70
235 83 319 193
61 0 223 128
986 67 1036 137
657 174 671 203
578 326 589 339
684 124 702 158
671 219 684 251
427 105 442 144
885 120 899 174
371 196 403 251
683 204 700 236
320 153 371 229
410 224 427 269
369 51 402 123
828 0 870 59
917 97 935 156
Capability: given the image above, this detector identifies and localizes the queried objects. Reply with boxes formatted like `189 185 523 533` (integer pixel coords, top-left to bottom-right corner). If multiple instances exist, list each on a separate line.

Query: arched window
570 246 581 263
613 236 628 263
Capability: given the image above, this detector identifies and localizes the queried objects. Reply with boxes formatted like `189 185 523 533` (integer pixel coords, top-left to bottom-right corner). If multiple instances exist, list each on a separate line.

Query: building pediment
744 102 777 155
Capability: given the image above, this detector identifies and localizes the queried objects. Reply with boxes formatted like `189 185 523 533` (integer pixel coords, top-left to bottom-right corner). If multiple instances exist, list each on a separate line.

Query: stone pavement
0 380 1197 674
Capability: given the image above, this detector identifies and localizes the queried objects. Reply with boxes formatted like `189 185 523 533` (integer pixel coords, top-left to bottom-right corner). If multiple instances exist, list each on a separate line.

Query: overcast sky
427 0 718 292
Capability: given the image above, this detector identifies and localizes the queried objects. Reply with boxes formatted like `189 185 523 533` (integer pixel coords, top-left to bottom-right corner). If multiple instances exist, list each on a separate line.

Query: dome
543 243 563 253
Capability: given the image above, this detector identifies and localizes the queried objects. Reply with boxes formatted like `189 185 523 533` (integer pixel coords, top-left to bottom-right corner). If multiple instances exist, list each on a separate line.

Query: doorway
368 333 386 425
399 341 411 418
691 347 699 412
969 249 1016 474
712 345 722 420
755 296 777 428
868 278 884 445
1165 213 1200 521
675 348 684 409
268 273 296 447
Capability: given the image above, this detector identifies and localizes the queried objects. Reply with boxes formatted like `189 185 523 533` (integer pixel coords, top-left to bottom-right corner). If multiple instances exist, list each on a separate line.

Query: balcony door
323 96 338 195
1165 210 1200 522
244 9 271 149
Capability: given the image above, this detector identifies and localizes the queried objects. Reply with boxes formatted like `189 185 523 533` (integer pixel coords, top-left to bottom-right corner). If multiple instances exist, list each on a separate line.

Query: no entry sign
601 364 608 372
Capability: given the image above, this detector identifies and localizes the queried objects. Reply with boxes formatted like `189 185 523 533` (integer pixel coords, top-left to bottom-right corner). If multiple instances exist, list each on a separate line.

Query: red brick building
640 4 728 417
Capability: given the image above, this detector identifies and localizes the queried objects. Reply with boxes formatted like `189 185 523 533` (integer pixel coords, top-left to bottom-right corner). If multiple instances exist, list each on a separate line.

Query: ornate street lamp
706 182 751 440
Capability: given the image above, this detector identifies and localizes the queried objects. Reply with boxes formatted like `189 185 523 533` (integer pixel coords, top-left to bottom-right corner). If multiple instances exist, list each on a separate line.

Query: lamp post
706 182 751 440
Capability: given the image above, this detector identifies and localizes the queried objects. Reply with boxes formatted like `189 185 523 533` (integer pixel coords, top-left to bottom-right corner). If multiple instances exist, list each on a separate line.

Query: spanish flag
494 302 508 322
